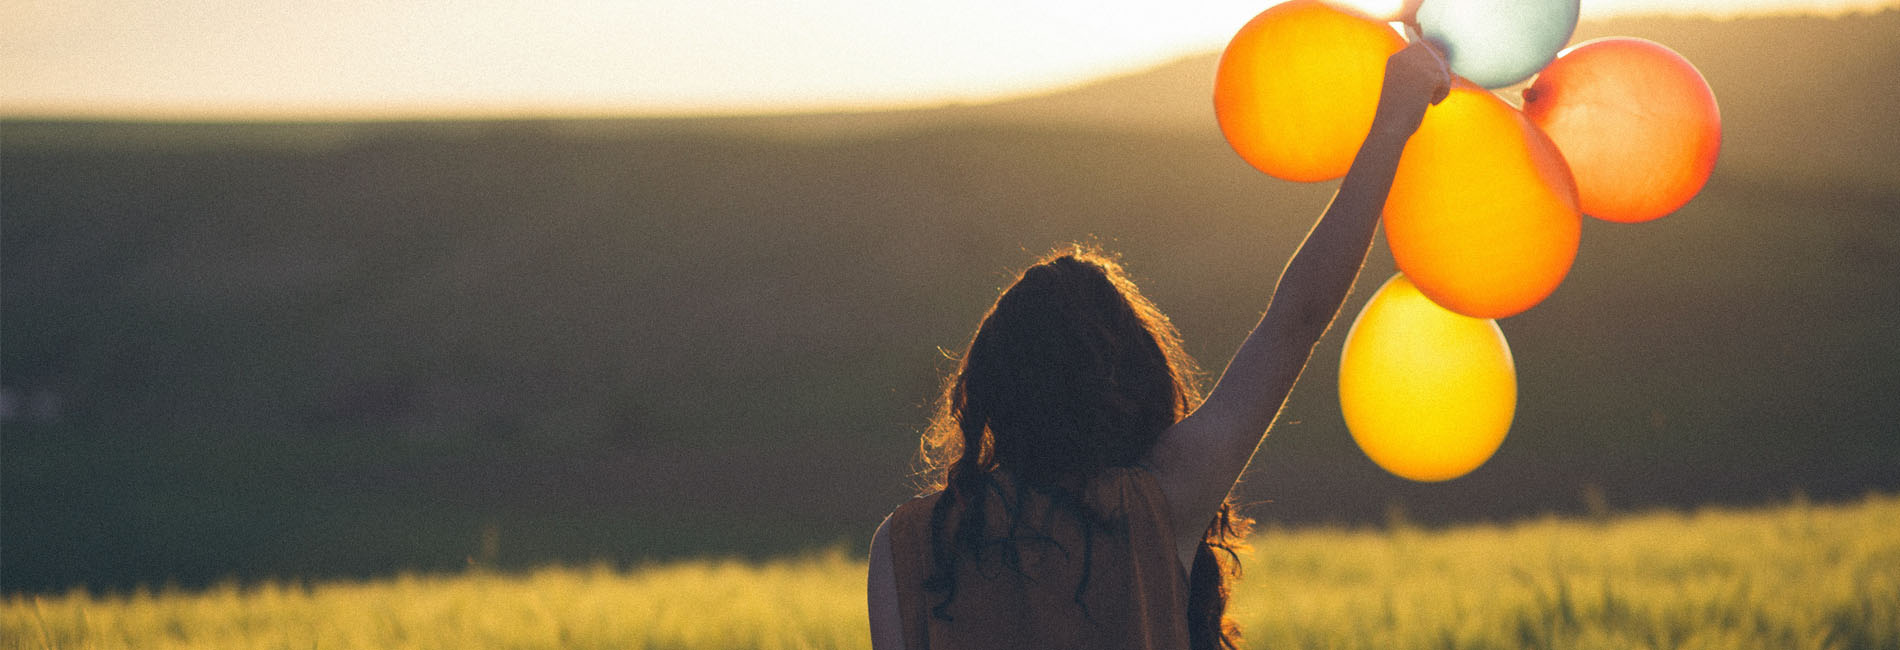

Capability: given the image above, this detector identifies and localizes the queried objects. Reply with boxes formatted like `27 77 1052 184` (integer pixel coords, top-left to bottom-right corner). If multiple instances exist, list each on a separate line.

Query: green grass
8 494 1897 650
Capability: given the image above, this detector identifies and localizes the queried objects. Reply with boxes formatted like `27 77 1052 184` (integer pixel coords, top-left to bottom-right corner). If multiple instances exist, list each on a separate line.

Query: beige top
888 467 1191 650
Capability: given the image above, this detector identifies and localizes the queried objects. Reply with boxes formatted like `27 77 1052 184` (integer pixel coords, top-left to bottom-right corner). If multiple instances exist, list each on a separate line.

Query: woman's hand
1370 37 1453 144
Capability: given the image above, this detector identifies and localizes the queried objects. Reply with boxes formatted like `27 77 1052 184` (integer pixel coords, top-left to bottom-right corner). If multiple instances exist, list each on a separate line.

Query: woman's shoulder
892 490 941 516
887 488 948 537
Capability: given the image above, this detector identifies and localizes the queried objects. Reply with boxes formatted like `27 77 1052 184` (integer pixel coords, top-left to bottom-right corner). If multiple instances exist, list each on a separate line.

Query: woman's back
870 39 1453 650
885 467 1190 650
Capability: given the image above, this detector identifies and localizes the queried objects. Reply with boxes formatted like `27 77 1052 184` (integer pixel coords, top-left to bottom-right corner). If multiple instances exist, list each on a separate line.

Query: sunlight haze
2 0 1893 119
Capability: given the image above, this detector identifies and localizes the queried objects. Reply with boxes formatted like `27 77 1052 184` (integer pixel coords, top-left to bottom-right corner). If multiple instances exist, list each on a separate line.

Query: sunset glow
2 0 1893 119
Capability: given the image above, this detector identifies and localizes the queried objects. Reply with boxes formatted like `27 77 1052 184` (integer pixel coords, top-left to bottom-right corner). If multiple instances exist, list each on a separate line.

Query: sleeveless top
887 467 1191 650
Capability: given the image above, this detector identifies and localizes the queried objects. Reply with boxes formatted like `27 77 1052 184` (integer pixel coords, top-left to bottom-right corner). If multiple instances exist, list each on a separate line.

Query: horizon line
4 5 1892 125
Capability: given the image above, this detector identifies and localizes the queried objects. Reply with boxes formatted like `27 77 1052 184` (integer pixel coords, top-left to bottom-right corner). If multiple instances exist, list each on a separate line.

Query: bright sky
2 0 1892 119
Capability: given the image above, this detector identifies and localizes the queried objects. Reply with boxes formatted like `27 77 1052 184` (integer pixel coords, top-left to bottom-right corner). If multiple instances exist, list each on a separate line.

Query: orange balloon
1340 274 1516 482
1522 37 1721 223
1215 0 1405 182
1383 81 1581 319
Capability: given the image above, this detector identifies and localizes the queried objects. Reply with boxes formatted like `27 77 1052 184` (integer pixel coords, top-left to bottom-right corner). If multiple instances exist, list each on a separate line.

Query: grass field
7 493 1896 650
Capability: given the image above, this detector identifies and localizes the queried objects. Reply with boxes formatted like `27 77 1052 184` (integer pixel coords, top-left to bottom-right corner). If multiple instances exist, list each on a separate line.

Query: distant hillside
3 11 1897 592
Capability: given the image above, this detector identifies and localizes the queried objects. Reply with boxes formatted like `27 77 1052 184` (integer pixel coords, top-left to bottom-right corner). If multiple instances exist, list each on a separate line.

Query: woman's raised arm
1147 40 1449 569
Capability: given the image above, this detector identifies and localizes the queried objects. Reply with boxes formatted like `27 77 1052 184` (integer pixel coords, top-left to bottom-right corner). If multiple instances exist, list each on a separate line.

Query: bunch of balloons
1215 0 1721 481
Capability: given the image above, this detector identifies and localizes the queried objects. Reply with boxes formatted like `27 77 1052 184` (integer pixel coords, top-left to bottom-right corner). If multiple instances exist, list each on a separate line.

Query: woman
869 40 1451 650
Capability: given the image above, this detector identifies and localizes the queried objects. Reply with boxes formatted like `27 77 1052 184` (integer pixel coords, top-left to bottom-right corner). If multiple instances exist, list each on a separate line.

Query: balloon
1215 0 1405 182
1522 37 1721 223
1383 81 1581 319
1339 273 1516 483
1418 0 1580 89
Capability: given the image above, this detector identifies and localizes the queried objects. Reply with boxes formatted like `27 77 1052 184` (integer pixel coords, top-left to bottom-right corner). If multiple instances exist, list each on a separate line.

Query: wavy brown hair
916 245 1253 650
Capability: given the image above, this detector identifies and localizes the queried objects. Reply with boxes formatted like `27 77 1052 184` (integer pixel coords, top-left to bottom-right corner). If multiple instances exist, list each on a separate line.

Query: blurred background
3 0 1897 593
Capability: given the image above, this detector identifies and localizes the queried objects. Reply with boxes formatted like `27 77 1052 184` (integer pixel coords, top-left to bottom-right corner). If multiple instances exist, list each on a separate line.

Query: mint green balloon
1418 0 1579 88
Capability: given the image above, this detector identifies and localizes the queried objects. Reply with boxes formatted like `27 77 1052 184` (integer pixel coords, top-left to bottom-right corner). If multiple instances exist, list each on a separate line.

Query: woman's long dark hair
916 245 1253 650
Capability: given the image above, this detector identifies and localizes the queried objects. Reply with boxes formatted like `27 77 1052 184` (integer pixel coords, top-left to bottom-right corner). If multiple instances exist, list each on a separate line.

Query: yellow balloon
1339 274 1516 482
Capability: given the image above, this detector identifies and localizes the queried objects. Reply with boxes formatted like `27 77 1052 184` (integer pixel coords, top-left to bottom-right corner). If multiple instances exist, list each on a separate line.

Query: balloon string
1402 21 1445 61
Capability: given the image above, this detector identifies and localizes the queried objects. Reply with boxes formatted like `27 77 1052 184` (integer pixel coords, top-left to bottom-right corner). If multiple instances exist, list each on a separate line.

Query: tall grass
1233 493 1899 650
7 494 1896 650
6 551 869 650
